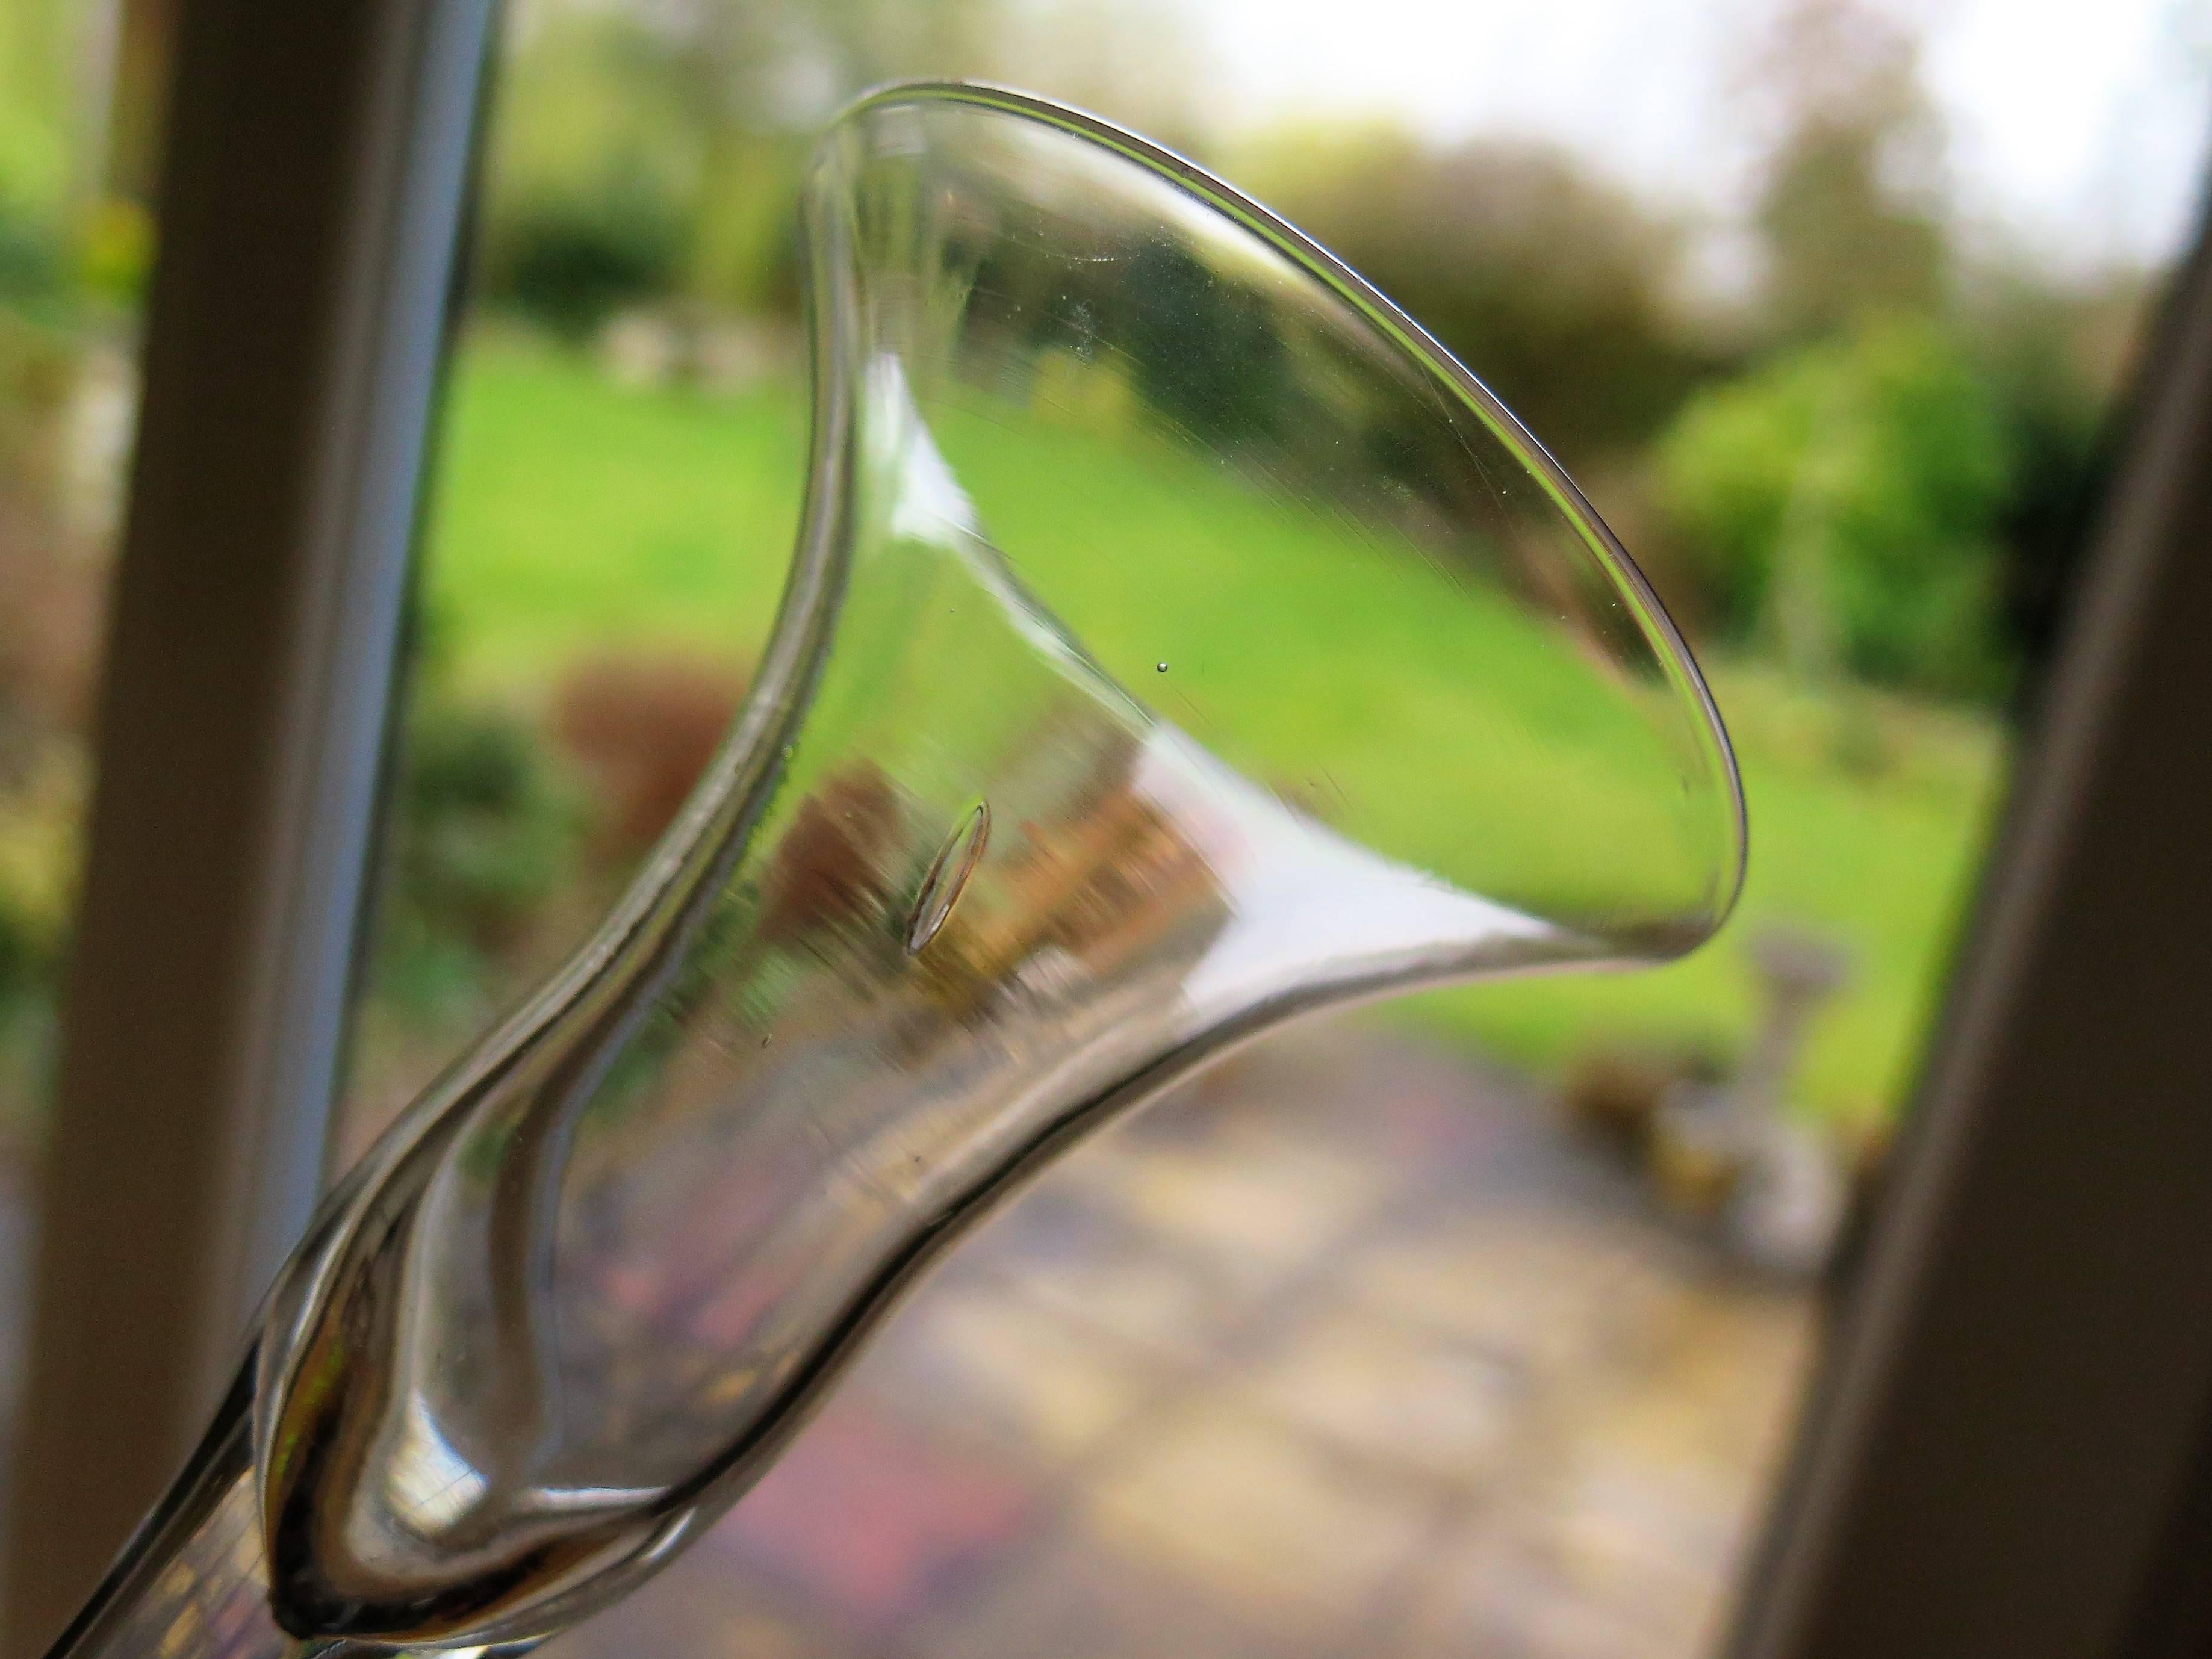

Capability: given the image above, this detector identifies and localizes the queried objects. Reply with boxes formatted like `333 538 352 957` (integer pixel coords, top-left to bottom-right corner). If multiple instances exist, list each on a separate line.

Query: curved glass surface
824 88 1742 958
46 85 1741 1659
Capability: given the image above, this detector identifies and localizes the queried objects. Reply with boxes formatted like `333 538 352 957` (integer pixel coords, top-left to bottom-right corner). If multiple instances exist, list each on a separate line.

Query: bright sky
1178 0 2212 270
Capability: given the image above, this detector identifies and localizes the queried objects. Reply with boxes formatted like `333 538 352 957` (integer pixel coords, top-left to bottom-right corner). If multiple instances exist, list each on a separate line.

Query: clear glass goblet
45 82 1742 1659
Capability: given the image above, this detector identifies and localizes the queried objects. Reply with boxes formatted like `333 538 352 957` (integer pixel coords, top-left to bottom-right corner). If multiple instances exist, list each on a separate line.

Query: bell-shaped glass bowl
807 87 1742 970
48 84 1742 1659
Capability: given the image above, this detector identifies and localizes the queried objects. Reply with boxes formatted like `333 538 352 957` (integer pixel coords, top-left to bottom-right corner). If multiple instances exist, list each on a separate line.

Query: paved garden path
555 1021 1820 1659
0 1025 1815 1656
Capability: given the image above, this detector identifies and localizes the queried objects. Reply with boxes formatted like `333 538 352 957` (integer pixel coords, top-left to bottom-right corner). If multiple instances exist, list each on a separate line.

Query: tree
477 8 703 333
1956 257 2148 683
482 0 1017 324
1240 125 1712 466
1742 0 1951 339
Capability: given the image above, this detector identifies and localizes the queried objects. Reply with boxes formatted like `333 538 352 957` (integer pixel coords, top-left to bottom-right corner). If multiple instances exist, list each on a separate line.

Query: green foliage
0 755 78 1008
494 190 686 340
1757 119 1946 339
0 303 73 479
1656 317 2012 698
0 887 39 1002
1957 264 2127 670
0 214 62 302
75 196 154 307
0 0 71 311
374 698 580 1010
1238 125 1712 465
1745 0 1951 340
685 131 806 318
476 10 700 335
419 335 2009 1125
1120 238 1291 445
0 0 69 224
476 0 1007 324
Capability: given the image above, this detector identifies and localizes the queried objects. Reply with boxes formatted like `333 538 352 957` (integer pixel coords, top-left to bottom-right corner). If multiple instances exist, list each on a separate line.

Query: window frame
1725 228 2212 1659
0 3 494 1651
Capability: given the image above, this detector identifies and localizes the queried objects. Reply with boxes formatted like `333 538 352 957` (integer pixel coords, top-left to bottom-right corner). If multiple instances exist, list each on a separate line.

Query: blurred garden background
0 0 2206 1653
2 0 2193 1154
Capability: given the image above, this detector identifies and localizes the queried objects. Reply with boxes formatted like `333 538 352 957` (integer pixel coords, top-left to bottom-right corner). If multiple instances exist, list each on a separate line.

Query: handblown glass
44 83 1742 1659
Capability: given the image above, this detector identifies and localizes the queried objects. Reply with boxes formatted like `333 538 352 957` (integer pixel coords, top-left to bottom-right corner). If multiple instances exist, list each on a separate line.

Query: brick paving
554 1020 1821 1659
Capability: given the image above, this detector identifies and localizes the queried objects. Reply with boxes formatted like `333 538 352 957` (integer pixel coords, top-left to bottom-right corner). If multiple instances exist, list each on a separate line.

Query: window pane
0 0 167 1511
343 2 2208 1654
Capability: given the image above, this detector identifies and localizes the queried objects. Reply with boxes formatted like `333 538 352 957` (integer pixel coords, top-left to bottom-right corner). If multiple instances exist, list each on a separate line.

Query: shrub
0 211 60 302
487 189 685 340
377 700 579 999
471 5 698 337
1119 237 1291 446
1654 315 2012 699
1241 126 1713 464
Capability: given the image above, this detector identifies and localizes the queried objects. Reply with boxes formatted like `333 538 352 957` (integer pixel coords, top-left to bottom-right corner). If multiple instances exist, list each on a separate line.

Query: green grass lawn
421 332 2007 1128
